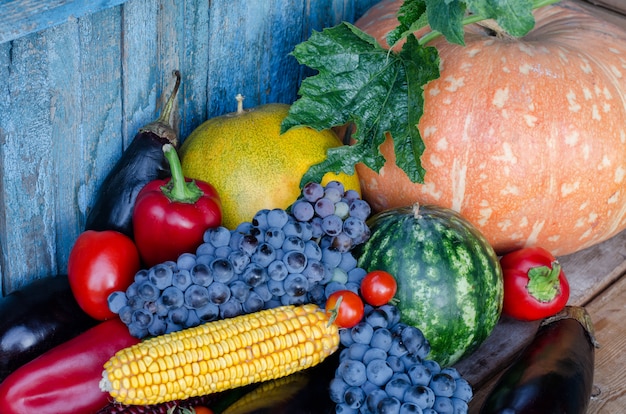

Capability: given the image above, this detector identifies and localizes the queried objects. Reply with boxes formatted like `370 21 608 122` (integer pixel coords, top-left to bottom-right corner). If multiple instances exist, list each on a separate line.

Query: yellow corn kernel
99 304 339 406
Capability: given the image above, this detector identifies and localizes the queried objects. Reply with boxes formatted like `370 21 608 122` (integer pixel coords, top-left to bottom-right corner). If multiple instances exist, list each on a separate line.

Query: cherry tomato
325 290 364 328
67 230 140 320
360 270 397 306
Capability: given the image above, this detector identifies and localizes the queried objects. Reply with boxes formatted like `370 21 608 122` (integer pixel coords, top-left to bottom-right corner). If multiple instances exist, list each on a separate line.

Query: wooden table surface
454 230 626 413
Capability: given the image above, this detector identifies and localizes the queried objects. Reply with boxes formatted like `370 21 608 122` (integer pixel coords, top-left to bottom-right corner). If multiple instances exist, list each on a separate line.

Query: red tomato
67 230 140 320
500 246 570 321
360 270 397 306
191 407 214 414
325 290 364 328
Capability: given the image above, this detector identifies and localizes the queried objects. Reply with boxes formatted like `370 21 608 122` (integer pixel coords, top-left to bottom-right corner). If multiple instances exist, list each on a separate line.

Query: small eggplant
84 70 181 238
0 275 98 382
480 306 599 414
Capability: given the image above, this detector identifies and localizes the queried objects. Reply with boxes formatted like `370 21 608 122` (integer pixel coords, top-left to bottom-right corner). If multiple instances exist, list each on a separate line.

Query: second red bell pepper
499 246 570 321
0 318 139 414
133 144 222 267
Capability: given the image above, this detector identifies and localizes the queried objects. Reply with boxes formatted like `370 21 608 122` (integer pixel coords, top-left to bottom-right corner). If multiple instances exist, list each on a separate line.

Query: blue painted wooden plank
0 0 131 44
0 0 385 295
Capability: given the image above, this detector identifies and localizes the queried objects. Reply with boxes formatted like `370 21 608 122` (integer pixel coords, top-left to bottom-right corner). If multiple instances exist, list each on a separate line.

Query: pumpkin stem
475 20 515 40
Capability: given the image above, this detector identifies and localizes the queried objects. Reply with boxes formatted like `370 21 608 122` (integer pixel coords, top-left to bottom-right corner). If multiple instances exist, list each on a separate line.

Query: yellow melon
179 96 360 229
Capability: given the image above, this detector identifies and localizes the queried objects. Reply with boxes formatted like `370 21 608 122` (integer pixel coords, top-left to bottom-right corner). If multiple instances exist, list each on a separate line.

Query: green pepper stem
161 143 203 203
526 261 562 302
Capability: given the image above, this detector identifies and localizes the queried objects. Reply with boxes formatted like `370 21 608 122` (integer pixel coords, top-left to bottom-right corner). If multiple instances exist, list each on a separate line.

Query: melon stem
236 94 244 114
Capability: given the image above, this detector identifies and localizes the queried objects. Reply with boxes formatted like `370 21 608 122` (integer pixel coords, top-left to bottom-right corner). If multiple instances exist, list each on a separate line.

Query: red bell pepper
499 246 570 321
0 318 139 414
68 230 141 320
132 144 222 268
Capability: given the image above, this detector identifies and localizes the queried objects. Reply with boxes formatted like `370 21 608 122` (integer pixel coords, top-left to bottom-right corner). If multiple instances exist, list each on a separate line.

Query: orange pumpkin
353 0 626 256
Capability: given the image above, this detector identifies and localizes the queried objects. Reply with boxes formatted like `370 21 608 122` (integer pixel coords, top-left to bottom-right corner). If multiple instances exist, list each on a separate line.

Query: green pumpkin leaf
467 0 536 37
281 23 439 186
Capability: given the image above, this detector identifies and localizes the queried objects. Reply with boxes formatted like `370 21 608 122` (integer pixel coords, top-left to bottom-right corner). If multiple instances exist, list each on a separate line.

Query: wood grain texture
0 0 379 295
0 0 130 43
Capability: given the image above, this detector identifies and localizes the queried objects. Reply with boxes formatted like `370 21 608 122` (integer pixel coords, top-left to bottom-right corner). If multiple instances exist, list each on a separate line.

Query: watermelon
354 203 503 367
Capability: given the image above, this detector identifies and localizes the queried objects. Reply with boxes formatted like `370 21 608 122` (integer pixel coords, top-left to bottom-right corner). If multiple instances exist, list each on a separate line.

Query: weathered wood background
0 0 379 296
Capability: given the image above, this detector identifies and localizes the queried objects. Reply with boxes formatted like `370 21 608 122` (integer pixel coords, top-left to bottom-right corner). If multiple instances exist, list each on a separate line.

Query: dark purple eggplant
84 70 181 238
480 306 599 414
0 275 98 382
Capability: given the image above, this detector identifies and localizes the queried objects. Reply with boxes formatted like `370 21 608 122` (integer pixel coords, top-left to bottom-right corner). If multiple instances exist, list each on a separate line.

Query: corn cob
99 304 339 406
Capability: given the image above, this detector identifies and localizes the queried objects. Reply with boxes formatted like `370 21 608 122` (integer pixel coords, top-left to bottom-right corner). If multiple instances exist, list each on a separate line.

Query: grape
117 306 133 324
310 217 324 238
127 322 148 339
371 328 393 352
168 306 189 325
433 397 454 414
283 250 307 273
235 221 253 234
252 209 270 229
389 336 409 357
214 245 232 258
387 356 405 373
314 197 334 218
243 291 264 313
251 242 276 267
229 231 244 250
404 385 435 409
331 233 353 252
210 258 235 283
283 273 309 297
239 234 259 255
348 343 370 361
385 377 411 401
349 199 371 221
451 397 469 412
453 378 473 402
107 291 127 314
185 309 201 327
325 180 345 194
303 260 326 283
207 281 231 305
329 378 350 403
205 226 231 247
253 283 273 302
343 189 360 203
367 359 394 387
363 347 388 365
399 402 422 414
265 227 286 249
324 186 343 203
137 280 160 301
148 315 167 336
344 386 366 409
338 252 358 272
407 364 432 387
219 298 243 318
402 326 429 358
338 359 368 387
378 396 401 414
282 221 304 238
304 240 322 260
267 208 289 228
343 216 366 238
282 235 305 252
184 285 210 309
351 322 374 345
241 263 267 287
307 284 325 304
160 286 185 309
134 269 149 284
195 254 213 266
331 267 349 284
195 302 219 322
229 280 250 302
366 389 388 413
132 309 153 329
322 214 343 236
429 373 456 397
196 242 215 257
190 263 213 287
172 269 192 291
228 250 250 274
149 264 174 289
291 200 314 221
422 360 441 375
268 260 289 281
322 247 342 268
176 253 197 271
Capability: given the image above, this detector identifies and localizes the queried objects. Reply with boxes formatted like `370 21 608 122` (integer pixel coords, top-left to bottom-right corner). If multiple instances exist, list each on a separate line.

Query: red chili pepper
68 230 141 320
0 318 139 414
499 246 570 321
133 144 222 268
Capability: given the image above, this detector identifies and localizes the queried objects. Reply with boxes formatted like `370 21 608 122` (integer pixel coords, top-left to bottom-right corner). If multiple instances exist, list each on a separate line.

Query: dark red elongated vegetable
85 70 181 238
480 306 599 414
0 275 98 382
132 143 222 268
0 318 139 414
